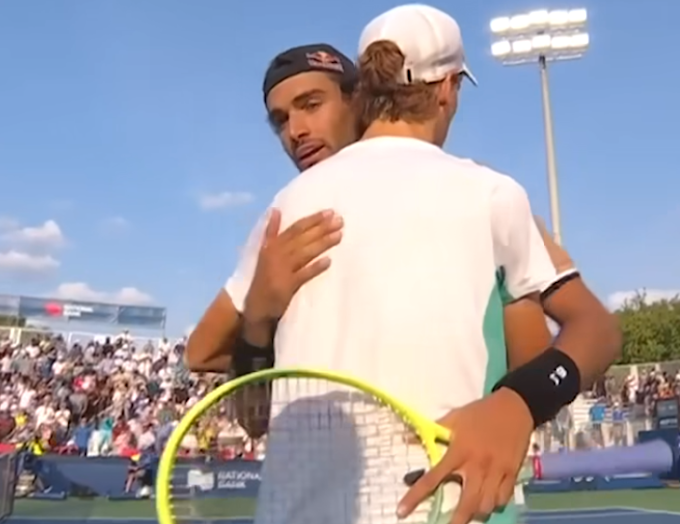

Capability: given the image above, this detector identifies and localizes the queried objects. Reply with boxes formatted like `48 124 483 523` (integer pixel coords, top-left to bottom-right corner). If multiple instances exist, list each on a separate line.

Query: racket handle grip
403 469 463 487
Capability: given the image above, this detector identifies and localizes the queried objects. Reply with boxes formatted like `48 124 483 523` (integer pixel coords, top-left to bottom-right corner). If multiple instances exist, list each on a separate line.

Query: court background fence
0 452 18 523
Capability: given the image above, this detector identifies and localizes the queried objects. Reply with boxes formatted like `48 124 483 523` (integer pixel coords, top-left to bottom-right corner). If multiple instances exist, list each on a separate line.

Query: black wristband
492 348 581 428
232 331 275 377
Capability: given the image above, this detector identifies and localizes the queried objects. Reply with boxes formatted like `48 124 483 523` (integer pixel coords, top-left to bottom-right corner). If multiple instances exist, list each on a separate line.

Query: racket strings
253 377 435 524
168 377 438 524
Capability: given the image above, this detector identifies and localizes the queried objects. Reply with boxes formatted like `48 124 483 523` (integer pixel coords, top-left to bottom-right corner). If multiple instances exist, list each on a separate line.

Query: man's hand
398 389 534 524
243 208 343 343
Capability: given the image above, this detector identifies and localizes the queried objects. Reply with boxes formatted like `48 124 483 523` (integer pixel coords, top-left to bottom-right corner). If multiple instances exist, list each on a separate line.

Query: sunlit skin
266 71 357 171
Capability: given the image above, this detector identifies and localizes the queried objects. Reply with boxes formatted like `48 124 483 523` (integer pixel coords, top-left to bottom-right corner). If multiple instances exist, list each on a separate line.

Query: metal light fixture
489 8 590 244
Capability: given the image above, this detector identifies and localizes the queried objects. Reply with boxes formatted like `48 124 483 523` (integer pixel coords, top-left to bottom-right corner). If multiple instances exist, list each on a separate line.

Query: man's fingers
450 470 482 524
292 258 332 290
495 475 515 509
477 471 505 519
290 230 343 271
434 409 460 428
286 215 343 259
279 209 336 244
398 451 465 518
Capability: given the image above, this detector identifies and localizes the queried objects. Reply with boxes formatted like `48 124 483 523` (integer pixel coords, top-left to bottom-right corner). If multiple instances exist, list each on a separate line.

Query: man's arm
184 214 267 373
185 291 240 372
492 177 621 392
185 208 344 373
503 216 577 369
503 299 551 370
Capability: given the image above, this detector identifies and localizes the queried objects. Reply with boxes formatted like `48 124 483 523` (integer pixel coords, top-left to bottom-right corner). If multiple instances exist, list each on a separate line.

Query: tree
0 315 26 328
615 291 680 364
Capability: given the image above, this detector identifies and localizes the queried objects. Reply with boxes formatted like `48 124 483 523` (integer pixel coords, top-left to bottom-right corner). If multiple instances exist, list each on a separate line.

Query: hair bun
358 40 405 90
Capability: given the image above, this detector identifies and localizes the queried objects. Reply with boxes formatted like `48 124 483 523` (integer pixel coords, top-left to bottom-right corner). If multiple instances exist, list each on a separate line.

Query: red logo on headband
306 51 344 72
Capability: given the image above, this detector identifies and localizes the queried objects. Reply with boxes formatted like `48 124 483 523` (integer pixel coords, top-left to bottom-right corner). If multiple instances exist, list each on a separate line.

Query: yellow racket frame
156 368 452 524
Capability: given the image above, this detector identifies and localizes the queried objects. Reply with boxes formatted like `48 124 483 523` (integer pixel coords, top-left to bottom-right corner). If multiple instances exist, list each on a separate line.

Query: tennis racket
156 367 485 524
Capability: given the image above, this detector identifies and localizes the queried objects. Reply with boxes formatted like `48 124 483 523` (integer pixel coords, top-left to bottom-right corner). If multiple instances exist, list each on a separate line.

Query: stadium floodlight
489 8 589 245
490 8 588 64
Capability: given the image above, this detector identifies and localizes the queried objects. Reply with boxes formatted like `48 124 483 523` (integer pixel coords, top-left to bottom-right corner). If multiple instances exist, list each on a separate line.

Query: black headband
262 43 357 102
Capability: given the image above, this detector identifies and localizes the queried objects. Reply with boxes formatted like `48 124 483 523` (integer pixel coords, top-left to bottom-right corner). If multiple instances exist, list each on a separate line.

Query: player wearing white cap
346 6 618 524
189 5 620 524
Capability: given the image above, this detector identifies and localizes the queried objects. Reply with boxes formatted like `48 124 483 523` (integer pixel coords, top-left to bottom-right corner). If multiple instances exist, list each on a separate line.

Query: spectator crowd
2 328 679 460
0 331 265 462
535 367 680 453
598 369 680 409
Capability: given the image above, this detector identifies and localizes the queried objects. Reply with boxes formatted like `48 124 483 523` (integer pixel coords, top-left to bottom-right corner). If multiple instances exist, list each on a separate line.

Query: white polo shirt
226 136 557 524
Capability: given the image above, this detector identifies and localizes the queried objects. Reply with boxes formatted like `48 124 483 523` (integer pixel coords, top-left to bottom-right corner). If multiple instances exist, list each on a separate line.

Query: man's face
266 72 357 171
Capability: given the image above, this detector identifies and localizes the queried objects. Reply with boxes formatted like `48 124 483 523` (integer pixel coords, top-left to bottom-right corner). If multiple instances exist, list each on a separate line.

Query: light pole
489 9 589 245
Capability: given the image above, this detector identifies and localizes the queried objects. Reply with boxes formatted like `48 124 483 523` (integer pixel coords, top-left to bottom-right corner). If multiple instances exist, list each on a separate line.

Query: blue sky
0 0 677 336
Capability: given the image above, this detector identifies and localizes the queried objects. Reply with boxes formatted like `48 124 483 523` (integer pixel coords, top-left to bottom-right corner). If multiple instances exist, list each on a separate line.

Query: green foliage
0 315 26 327
615 291 680 364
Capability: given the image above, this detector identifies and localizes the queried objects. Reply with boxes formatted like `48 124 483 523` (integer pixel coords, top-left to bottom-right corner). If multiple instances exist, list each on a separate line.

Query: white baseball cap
358 4 477 86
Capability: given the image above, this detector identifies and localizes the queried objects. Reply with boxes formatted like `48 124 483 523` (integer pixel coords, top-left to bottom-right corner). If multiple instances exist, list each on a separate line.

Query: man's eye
303 99 322 111
269 113 288 132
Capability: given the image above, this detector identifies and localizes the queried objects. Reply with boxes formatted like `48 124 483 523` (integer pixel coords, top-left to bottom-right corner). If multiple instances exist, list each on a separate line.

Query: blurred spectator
0 332 262 461
611 397 626 446
588 399 606 447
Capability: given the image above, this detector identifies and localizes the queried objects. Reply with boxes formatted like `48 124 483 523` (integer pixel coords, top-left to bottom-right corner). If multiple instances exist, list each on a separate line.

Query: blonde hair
354 40 439 127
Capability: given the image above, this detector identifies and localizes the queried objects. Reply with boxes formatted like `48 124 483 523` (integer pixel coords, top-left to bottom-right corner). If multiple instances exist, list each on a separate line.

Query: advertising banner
0 294 166 330
182 459 262 498
19 296 118 323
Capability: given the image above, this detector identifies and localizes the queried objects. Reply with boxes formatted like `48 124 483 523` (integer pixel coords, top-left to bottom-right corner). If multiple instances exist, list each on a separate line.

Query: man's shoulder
270 154 348 214
437 154 521 191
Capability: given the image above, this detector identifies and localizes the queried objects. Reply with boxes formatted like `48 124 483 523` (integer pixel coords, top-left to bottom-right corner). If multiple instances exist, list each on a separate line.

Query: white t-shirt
18 389 36 410
138 430 156 450
35 405 55 428
225 137 557 524
87 429 105 457
55 408 71 429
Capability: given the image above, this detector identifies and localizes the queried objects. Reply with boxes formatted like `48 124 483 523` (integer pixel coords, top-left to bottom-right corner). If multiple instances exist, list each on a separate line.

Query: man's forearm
242 316 276 348
553 311 621 389
185 291 242 372
234 314 275 439
186 323 238 372
547 279 622 389
493 278 621 429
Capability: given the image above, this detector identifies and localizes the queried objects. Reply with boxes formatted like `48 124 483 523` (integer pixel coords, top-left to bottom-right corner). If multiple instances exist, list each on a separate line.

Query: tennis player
187 5 620 523
187 44 579 375
226 5 619 524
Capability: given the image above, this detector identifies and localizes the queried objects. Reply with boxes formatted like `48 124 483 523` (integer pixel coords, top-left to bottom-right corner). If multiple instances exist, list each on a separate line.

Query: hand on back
399 389 533 524
244 208 343 325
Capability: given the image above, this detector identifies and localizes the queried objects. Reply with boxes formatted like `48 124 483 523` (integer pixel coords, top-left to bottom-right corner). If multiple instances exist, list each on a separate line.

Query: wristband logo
549 365 568 386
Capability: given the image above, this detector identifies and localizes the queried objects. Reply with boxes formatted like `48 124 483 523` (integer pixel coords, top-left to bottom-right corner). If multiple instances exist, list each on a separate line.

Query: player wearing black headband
186 44 360 374
262 44 359 171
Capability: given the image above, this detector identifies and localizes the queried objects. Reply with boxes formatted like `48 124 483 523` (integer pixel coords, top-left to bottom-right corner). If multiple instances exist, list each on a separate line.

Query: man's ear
436 74 459 107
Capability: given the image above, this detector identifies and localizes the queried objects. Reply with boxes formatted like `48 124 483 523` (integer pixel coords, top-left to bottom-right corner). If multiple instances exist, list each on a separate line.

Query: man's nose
288 111 311 142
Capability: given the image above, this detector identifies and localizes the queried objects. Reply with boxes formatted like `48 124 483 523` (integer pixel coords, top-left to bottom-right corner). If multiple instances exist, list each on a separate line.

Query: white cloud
0 217 19 231
2 220 65 250
0 250 60 274
101 216 130 231
608 289 680 310
53 282 154 305
198 191 254 211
